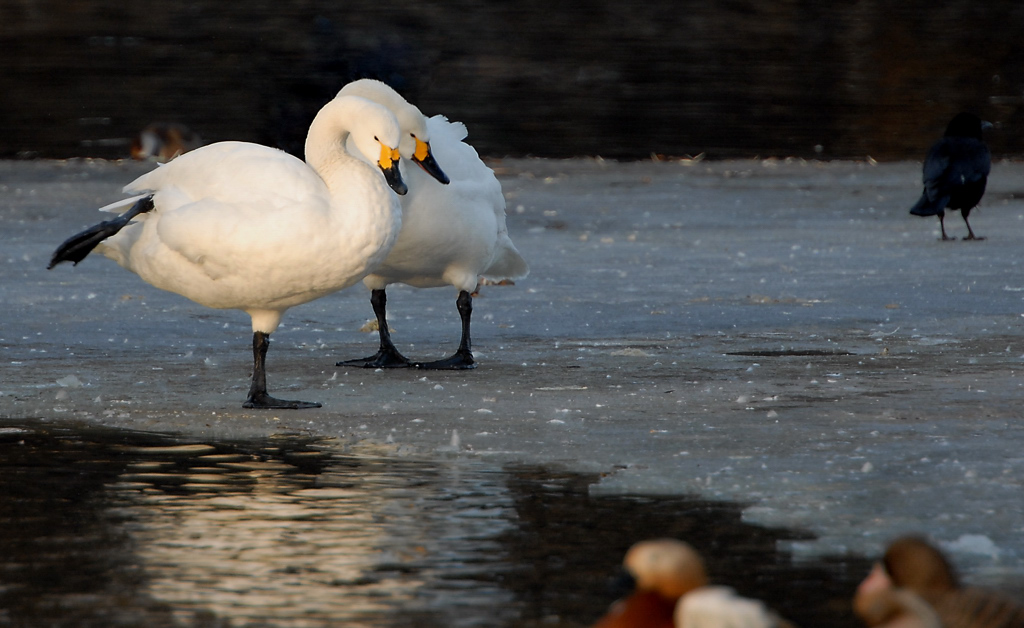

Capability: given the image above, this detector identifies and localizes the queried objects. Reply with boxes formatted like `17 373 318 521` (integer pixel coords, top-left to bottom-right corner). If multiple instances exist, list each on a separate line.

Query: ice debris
56 375 83 388
943 534 1001 560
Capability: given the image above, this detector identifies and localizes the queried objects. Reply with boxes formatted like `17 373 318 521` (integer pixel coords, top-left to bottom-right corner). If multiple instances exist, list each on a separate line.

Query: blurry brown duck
592 539 794 628
854 561 942 628
130 122 202 162
854 536 1024 628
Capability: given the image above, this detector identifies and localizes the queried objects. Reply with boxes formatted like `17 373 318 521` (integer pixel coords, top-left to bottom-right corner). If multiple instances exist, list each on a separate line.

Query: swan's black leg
336 289 413 368
416 290 476 370
48 196 155 269
244 331 321 409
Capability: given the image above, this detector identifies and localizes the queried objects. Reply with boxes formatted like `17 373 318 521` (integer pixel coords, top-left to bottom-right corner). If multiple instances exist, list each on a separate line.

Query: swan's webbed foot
338 288 412 368
415 349 476 370
414 290 477 370
245 330 320 409
336 347 413 369
243 391 322 410
49 222 123 268
48 196 155 269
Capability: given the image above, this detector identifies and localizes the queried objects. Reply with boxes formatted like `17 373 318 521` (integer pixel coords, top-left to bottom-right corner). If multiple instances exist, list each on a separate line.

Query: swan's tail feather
481 240 529 281
48 196 155 269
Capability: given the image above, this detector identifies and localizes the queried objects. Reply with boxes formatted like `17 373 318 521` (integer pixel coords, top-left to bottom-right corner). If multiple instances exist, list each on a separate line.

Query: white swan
332 79 529 369
49 95 407 409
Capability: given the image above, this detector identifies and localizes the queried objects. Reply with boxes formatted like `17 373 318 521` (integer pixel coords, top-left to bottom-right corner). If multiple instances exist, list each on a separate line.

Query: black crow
909 112 992 240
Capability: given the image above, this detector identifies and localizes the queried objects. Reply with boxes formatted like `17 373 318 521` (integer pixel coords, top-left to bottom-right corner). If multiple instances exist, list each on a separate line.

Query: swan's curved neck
304 99 359 181
301 98 402 259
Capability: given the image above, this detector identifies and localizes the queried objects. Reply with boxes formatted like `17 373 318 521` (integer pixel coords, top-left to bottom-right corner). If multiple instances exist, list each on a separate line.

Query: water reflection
119 444 517 627
0 420 871 627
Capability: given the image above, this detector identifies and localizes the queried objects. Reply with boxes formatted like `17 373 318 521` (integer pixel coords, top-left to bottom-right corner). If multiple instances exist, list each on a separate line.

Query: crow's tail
909 192 947 217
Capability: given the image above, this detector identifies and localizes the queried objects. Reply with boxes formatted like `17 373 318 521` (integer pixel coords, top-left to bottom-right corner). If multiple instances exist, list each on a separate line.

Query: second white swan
333 79 529 370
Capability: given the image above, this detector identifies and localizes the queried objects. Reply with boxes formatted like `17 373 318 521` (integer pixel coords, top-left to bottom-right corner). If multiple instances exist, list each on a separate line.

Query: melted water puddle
0 420 869 627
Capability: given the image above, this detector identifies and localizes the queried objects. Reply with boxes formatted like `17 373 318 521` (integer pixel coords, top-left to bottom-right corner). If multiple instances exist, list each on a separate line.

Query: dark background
3 0 1024 160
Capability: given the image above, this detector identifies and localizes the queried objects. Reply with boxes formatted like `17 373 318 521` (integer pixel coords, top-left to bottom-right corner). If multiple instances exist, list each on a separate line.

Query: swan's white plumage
336 80 528 294
94 96 404 335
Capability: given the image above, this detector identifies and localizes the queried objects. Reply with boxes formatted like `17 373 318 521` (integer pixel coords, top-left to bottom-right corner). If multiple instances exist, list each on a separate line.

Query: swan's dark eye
374 136 379 142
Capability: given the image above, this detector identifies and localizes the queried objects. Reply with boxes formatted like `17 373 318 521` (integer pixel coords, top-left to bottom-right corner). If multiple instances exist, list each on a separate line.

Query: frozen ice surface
4 157 1024 591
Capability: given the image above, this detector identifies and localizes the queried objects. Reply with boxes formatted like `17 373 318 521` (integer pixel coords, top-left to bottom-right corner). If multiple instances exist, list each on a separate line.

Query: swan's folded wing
428 115 468 142
426 116 487 182
421 116 528 281
125 141 327 208
154 192 331 282
142 145 334 282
